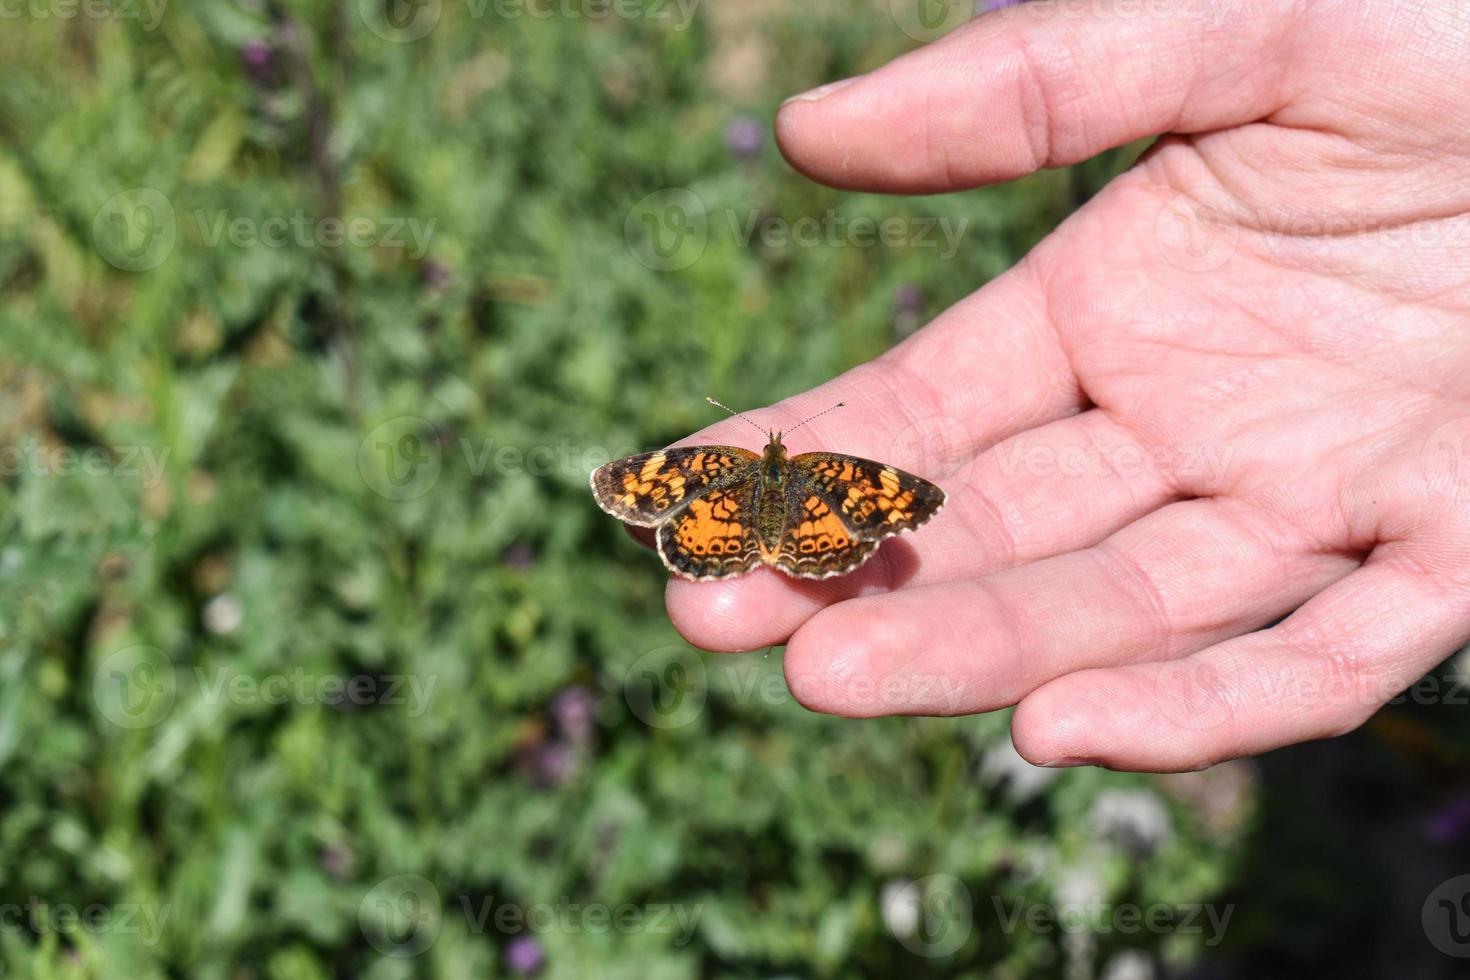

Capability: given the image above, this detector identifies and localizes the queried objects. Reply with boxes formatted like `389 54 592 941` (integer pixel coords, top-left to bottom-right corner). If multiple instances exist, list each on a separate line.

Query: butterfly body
591 429 945 581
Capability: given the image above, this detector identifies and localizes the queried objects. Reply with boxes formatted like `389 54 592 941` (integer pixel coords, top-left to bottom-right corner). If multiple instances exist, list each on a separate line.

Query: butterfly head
762 432 788 486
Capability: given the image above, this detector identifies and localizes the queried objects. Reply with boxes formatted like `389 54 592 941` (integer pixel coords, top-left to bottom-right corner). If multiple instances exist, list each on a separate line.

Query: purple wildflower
505 935 546 975
241 41 275 86
550 686 597 746
724 116 765 160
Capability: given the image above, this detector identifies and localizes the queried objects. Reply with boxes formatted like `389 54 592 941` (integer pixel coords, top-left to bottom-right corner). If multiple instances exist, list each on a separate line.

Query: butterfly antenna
784 401 845 436
706 397 770 438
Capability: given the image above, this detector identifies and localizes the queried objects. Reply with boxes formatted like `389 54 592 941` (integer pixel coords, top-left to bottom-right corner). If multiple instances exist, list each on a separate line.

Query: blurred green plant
0 3 1243 977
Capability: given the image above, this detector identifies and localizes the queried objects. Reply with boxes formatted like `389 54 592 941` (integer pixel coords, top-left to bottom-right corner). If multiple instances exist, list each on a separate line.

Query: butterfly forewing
790 452 946 540
590 446 760 525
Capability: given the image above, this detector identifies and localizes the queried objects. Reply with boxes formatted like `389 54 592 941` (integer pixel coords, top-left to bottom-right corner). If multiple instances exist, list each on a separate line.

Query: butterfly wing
773 486 881 579
786 451 945 550
656 480 763 580
590 446 760 526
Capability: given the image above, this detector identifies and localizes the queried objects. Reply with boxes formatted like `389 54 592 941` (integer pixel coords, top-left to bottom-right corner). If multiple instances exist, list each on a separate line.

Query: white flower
979 739 1059 801
203 592 244 635
1089 789 1173 854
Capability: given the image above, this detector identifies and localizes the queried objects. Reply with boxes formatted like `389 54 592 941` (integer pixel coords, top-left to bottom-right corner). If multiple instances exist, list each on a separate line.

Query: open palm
640 0 1470 770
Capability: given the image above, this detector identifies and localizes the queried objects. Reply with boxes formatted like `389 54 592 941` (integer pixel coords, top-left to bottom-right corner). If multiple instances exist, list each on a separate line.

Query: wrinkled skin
625 0 1470 771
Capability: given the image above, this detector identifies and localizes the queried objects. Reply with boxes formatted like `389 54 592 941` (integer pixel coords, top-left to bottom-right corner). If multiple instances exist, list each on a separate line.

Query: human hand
642 0 1470 770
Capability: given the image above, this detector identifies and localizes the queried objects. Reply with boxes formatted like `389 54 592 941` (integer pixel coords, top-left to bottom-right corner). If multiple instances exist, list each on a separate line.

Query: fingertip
1011 683 1098 767
783 603 884 716
1014 668 1227 773
774 77 874 191
785 593 976 717
664 573 791 654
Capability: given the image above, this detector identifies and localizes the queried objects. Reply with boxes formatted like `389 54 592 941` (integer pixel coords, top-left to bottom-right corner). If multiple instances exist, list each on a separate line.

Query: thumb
775 0 1301 193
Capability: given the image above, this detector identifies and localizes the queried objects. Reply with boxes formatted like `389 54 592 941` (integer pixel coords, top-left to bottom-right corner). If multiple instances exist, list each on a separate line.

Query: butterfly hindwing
656 481 763 580
590 446 760 526
773 486 880 579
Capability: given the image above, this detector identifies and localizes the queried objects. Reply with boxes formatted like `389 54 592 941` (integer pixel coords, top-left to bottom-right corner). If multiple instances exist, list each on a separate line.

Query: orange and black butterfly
591 399 945 581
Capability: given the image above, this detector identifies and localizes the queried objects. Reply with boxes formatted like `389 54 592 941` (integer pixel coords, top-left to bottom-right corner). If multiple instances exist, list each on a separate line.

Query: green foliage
0 3 1240 977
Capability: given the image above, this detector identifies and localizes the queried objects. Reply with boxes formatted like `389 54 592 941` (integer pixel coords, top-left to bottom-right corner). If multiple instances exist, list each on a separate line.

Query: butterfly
591 399 945 581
